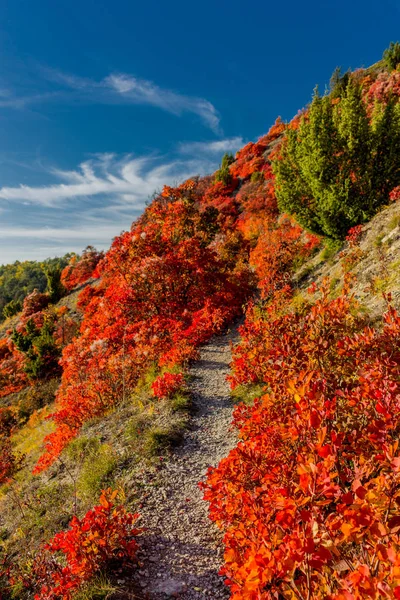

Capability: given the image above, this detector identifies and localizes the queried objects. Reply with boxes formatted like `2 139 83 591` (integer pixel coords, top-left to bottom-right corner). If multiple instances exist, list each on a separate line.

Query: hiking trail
131 327 239 599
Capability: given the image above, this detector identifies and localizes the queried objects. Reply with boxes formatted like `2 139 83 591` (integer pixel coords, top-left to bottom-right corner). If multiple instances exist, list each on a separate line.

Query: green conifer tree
273 78 400 238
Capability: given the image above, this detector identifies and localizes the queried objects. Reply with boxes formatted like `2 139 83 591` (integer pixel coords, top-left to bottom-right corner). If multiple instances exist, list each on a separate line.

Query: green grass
231 383 265 406
11 405 55 465
362 59 384 76
291 255 308 273
320 238 342 263
74 575 118 600
143 408 188 455
134 363 159 396
76 444 117 501
330 276 341 292
389 213 400 231
67 436 119 501
374 232 385 247
295 262 315 282
123 383 191 458
6 579 25 600
290 290 310 314
124 411 153 444
367 275 391 296
390 258 400 271
0 356 193 583
27 479 75 532
67 435 102 462
144 426 180 455
171 391 191 412
250 171 264 183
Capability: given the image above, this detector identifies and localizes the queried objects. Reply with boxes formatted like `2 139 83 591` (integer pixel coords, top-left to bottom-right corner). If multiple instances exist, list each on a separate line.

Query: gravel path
131 328 238 599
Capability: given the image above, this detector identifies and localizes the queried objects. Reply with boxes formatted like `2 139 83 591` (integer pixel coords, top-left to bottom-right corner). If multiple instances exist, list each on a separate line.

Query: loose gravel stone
130 327 239 599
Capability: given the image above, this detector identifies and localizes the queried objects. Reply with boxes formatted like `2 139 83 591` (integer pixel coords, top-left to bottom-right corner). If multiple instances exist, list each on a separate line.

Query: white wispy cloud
0 138 241 262
178 136 243 155
105 73 221 133
0 92 61 109
0 153 216 208
0 224 121 241
29 67 222 133
0 132 243 209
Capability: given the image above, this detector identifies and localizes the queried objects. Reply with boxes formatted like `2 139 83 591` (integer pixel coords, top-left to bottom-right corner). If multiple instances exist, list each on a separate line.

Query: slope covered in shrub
200 45 400 600
1 43 400 600
203 272 400 598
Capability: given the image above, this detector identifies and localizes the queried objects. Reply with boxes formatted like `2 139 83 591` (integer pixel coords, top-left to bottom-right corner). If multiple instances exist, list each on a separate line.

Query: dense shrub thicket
204 273 400 599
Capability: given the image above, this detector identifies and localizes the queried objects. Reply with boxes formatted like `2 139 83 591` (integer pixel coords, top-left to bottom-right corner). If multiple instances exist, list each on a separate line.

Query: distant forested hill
0 255 73 321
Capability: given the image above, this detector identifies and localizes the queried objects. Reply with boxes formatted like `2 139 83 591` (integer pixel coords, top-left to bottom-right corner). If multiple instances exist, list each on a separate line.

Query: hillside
1 43 400 600
0 256 72 326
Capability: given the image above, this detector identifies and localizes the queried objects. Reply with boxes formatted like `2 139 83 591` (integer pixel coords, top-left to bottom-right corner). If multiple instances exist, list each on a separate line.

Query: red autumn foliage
365 70 400 106
161 178 198 200
230 119 285 180
1 489 140 600
0 339 27 398
288 109 308 131
151 372 184 399
203 277 400 599
249 214 320 298
390 186 400 203
21 290 51 319
346 225 363 247
201 180 240 229
236 179 278 226
3 78 399 598
33 190 253 472
60 247 104 292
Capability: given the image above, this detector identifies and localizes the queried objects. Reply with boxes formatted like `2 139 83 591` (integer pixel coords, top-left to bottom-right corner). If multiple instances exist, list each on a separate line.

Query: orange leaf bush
230 119 285 180
203 279 400 599
0 339 27 398
4 489 141 600
151 372 184 399
34 186 253 472
60 247 104 292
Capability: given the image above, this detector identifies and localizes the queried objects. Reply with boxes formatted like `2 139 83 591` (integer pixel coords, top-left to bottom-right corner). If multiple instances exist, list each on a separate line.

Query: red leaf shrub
30 489 140 600
203 278 400 599
249 214 320 298
0 339 27 398
365 70 400 106
346 224 363 247
390 186 400 203
21 290 50 319
61 247 104 291
236 179 278 228
34 188 253 472
151 372 184 399
230 119 285 180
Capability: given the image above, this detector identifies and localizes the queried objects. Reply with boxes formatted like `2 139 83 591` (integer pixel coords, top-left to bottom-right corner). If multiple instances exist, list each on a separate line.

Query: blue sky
0 0 399 263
